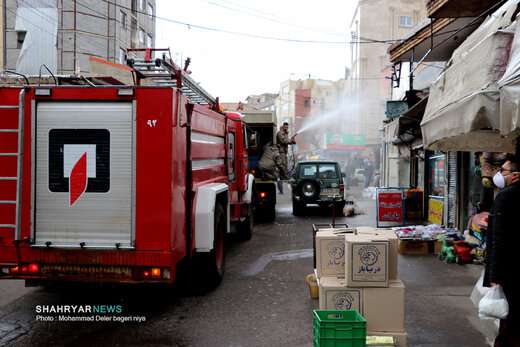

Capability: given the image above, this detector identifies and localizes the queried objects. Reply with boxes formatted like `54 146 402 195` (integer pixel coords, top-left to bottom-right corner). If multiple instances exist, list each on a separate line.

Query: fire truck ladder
0 89 25 241
126 48 217 106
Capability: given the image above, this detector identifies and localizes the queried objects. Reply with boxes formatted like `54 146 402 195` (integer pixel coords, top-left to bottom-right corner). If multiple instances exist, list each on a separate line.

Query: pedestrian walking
276 122 296 180
277 180 284 194
364 159 374 188
484 158 520 347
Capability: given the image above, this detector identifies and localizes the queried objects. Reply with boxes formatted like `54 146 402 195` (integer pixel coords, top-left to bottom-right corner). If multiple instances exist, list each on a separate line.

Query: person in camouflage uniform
258 143 283 180
276 122 296 180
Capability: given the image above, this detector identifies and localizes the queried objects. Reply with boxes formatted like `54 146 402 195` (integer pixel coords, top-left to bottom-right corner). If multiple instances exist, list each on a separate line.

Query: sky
156 0 355 102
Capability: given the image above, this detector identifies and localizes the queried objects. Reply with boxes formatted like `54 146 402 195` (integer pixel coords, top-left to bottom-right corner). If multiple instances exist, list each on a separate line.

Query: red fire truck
0 50 255 287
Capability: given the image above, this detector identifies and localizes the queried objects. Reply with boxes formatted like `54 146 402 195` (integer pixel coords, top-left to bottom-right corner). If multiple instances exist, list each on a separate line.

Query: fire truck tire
266 205 276 222
195 203 226 288
237 205 253 241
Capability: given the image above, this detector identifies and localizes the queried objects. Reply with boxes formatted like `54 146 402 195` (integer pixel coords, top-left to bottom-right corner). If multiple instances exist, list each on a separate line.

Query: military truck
242 111 278 221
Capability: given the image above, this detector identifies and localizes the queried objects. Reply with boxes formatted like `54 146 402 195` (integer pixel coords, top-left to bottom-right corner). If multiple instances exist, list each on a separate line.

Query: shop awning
394 97 428 145
421 1 519 152
427 0 507 18
389 17 483 63
421 90 516 151
499 19 520 136
383 118 399 144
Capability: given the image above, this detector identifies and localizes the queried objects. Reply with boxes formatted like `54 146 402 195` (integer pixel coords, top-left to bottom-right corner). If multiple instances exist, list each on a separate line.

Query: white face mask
493 171 506 189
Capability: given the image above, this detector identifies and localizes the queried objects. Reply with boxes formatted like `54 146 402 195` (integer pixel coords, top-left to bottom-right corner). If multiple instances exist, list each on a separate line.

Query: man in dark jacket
485 159 520 346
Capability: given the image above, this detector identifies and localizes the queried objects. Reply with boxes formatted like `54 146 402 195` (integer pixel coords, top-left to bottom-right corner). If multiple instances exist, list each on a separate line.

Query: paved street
1 189 490 347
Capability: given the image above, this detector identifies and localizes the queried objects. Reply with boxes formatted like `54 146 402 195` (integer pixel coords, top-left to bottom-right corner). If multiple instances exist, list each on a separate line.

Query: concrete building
348 0 427 146
245 93 278 112
2 0 155 75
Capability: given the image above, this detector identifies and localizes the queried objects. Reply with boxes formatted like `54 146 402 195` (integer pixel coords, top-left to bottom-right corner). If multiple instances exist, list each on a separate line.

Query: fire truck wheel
266 205 276 222
237 205 253 241
196 203 226 289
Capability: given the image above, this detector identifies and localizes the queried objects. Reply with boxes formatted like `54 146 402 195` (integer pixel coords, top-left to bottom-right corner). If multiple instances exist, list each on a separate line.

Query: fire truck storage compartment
34 102 134 248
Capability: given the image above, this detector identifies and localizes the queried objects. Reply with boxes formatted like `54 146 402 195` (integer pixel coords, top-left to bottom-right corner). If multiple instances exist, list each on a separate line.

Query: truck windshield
318 164 338 179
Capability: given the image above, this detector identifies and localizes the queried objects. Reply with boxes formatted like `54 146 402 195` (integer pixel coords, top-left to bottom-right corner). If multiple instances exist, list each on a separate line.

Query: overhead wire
202 0 348 38
99 0 500 50
98 0 405 45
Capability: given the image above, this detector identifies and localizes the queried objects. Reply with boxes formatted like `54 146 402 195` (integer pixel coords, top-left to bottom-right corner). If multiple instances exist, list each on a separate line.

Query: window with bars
139 28 145 45
120 10 127 29
119 48 126 64
399 15 413 28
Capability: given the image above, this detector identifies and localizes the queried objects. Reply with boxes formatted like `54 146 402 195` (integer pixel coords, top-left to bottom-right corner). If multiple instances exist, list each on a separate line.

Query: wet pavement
0 189 490 346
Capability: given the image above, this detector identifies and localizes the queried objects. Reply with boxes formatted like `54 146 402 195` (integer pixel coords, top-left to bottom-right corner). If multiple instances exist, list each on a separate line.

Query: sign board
324 133 366 148
376 188 404 227
385 101 408 119
428 198 444 225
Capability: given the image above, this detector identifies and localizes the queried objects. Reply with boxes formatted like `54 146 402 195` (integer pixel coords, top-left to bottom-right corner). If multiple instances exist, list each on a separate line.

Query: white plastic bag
471 270 489 308
479 285 509 320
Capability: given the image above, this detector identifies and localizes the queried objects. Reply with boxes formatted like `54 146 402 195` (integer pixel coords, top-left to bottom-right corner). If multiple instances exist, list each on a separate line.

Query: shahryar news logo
35 305 122 314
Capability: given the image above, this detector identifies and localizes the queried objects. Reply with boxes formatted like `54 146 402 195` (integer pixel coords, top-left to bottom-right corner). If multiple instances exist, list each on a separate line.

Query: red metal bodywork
0 86 250 284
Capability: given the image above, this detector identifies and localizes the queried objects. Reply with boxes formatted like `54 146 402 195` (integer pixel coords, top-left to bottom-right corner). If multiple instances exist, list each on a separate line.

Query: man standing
485 158 520 346
276 122 296 180
364 159 374 188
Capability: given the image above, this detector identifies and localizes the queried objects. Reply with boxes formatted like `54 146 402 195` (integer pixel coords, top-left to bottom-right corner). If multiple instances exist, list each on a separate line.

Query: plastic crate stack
314 226 407 347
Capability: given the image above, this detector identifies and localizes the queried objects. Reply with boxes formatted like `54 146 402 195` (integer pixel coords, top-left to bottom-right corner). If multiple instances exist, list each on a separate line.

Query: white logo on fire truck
48 129 110 206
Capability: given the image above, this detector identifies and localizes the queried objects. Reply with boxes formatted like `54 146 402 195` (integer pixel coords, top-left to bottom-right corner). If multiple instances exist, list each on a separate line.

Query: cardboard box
316 230 346 278
398 239 429 255
367 331 408 347
364 280 405 332
345 235 389 287
433 239 442 255
357 227 398 280
318 276 363 312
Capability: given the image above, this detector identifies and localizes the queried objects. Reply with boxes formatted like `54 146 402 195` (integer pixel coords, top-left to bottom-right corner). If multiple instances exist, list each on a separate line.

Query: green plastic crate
313 310 367 347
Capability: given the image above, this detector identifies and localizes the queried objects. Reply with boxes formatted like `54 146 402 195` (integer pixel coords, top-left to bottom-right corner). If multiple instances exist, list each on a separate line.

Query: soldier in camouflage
258 143 283 180
276 122 296 180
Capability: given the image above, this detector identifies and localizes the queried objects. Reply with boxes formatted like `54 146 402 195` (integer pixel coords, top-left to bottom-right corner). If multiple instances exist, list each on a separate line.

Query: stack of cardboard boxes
315 227 407 347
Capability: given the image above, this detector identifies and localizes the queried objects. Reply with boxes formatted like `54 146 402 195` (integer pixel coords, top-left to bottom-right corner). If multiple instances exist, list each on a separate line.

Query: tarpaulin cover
383 118 399 144
421 0 519 152
15 3 58 74
499 13 520 136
